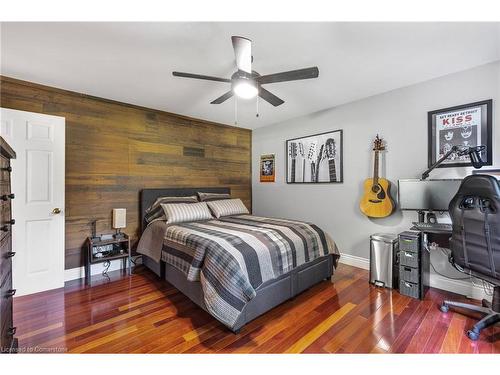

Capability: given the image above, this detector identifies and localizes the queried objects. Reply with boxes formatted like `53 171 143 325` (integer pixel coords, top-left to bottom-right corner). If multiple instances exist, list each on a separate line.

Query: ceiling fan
172 36 319 107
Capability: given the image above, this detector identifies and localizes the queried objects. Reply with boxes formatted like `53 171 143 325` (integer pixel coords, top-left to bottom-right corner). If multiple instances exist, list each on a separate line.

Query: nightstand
85 234 131 285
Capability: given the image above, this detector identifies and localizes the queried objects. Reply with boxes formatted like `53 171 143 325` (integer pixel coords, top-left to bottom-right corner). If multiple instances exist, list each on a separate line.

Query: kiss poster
435 106 481 165
428 100 492 168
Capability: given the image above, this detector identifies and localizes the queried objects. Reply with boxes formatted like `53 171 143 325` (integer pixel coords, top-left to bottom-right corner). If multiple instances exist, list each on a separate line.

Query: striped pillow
206 199 249 218
197 192 231 202
161 202 213 224
144 195 198 224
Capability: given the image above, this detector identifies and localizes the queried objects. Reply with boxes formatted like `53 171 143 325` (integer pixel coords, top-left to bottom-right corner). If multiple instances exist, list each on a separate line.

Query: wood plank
405 300 442 353
440 314 467 353
323 315 368 353
16 322 63 340
284 303 355 353
390 301 430 353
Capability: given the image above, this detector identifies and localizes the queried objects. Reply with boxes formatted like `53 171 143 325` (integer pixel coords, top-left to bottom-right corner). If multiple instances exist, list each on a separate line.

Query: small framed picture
260 154 275 182
286 129 343 183
428 99 492 168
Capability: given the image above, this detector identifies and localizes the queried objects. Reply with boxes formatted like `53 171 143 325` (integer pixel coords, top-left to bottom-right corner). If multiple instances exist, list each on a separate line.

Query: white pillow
161 202 213 224
144 195 198 224
206 199 249 218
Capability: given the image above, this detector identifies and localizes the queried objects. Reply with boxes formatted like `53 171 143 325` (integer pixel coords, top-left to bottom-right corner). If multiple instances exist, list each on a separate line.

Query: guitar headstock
289 142 298 159
373 134 385 152
298 142 305 157
325 138 336 160
307 142 317 161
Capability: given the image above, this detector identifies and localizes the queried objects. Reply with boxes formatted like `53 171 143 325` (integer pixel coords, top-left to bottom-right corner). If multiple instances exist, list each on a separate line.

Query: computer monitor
398 179 462 211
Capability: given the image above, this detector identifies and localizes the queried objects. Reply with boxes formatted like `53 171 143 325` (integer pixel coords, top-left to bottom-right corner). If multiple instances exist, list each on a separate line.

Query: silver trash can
369 233 399 288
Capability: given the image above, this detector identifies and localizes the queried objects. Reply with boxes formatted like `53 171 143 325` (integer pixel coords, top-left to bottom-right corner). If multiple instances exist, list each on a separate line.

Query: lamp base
113 230 125 239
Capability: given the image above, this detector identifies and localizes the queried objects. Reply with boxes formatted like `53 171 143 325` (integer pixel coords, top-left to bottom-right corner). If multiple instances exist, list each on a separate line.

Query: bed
137 187 340 333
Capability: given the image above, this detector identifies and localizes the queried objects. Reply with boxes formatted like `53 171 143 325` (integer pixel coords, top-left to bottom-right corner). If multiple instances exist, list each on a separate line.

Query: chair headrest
455 174 500 198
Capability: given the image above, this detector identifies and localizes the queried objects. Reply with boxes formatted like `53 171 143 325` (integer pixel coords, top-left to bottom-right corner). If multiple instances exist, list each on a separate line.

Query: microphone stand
422 145 486 180
421 146 459 180
419 146 460 223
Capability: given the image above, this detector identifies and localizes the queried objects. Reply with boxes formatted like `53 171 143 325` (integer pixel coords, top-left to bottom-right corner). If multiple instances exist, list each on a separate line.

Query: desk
400 224 453 300
410 225 451 249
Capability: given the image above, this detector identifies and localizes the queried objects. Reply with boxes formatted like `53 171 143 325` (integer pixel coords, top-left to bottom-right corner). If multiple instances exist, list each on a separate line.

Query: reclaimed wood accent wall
0 76 252 269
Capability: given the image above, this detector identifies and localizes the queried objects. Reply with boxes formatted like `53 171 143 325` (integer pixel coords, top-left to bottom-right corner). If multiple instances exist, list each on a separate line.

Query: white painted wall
252 61 500 298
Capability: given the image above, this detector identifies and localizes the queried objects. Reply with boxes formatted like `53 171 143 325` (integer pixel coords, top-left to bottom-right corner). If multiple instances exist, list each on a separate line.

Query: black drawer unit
398 231 430 300
0 137 17 354
399 265 420 284
400 250 419 268
399 279 421 299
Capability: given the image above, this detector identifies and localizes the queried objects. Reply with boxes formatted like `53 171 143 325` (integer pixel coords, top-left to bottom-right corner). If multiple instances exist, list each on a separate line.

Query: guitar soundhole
371 184 386 200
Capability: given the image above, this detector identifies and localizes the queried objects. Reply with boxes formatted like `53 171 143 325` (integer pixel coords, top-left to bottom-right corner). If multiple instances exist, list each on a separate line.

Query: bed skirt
142 253 335 332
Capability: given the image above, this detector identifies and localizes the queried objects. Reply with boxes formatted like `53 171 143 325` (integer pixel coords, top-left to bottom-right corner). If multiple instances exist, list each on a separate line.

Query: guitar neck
310 162 316 182
291 159 296 182
373 150 379 185
314 145 324 183
328 159 337 182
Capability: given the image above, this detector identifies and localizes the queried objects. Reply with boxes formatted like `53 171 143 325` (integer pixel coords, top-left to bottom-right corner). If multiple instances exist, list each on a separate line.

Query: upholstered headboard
139 187 231 232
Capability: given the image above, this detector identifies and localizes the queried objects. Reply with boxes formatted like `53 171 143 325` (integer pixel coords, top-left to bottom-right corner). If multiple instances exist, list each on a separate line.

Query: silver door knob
52 208 62 214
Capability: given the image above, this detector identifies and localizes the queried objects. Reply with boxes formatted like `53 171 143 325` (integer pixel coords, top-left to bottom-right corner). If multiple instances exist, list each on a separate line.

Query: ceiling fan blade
257 67 319 84
231 36 252 73
172 71 231 83
259 87 284 107
210 91 234 104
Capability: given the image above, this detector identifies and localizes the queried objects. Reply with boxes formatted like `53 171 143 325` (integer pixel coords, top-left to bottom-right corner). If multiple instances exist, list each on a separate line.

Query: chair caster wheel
440 304 449 313
467 330 480 341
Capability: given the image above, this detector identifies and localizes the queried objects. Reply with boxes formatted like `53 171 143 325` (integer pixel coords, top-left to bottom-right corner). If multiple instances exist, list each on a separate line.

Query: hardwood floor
13 264 499 353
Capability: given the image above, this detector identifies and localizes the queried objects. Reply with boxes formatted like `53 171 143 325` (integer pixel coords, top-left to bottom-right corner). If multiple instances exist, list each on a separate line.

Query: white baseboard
64 257 142 282
429 273 489 301
338 253 489 301
338 253 370 270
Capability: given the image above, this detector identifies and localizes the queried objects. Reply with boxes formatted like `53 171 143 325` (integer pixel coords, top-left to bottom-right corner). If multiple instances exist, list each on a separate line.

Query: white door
0 108 65 296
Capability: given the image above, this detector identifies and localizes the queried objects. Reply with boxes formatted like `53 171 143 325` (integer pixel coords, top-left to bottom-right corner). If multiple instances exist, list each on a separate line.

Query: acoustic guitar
359 135 394 218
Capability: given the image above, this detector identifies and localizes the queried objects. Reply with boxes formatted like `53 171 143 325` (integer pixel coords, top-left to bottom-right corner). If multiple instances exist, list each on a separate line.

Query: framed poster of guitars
286 129 343 183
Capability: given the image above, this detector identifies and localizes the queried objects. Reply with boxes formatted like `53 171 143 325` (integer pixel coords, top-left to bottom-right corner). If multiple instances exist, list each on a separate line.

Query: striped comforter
161 215 340 329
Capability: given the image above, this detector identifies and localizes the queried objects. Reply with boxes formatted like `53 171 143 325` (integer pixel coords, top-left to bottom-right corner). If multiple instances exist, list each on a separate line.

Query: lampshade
232 78 258 99
112 208 126 229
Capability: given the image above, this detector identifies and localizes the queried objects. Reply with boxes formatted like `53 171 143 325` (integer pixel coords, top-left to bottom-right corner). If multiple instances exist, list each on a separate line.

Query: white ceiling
1 22 499 129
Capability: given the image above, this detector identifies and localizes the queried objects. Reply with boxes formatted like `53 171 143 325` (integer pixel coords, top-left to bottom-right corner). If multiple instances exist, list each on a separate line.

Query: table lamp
112 208 126 239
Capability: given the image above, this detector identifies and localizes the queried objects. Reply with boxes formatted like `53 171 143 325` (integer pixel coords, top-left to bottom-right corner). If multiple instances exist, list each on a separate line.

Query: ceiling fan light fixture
232 78 258 99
